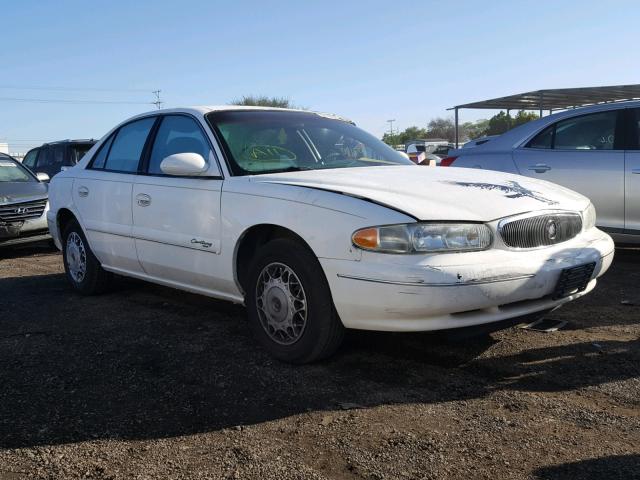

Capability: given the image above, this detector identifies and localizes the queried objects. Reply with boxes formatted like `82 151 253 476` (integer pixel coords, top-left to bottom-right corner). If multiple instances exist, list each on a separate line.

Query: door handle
528 164 551 173
78 186 89 197
136 193 151 207
632 169 640 174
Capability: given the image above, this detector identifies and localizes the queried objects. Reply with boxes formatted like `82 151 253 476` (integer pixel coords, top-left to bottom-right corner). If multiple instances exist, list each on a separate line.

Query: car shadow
0 249 638 450
0 240 58 259
532 454 640 480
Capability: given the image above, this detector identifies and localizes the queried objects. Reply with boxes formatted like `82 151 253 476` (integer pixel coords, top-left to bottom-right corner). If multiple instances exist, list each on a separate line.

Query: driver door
132 114 225 291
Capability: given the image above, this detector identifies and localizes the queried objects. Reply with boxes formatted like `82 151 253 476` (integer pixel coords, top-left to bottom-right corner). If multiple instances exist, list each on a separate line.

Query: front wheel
246 239 345 363
62 220 111 295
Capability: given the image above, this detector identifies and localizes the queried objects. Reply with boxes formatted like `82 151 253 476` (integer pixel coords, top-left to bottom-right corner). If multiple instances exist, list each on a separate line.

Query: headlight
352 223 492 253
582 203 596 231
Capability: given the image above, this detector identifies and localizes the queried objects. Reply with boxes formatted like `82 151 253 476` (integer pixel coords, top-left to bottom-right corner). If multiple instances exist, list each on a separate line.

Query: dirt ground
0 243 638 480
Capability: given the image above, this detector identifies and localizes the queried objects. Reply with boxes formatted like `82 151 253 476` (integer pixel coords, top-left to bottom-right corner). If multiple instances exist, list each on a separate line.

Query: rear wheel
246 238 345 363
62 220 111 294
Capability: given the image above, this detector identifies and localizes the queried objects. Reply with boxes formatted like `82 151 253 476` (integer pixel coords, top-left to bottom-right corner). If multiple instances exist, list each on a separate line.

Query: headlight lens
582 203 596 231
352 223 492 253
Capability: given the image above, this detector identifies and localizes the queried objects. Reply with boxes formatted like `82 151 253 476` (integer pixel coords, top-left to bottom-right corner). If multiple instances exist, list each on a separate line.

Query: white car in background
442 101 640 243
47 107 614 363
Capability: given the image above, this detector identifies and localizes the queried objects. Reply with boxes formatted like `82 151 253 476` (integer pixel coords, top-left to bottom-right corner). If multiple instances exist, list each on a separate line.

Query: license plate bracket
552 262 596 300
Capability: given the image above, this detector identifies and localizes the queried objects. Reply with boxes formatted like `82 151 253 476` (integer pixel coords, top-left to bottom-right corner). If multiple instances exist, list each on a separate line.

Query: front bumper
320 227 614 332
0 205 50 247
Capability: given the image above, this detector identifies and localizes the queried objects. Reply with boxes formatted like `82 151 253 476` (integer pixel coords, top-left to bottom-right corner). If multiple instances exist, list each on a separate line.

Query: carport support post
539 92 544 117
454 107 459 148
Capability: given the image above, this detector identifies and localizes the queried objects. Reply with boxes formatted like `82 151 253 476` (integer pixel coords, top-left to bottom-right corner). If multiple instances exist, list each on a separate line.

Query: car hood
0 181 48 204
250 166 589 221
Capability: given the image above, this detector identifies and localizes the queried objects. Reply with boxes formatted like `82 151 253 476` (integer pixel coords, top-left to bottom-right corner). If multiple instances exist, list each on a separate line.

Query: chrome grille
0 199 47 223
499 212 582 248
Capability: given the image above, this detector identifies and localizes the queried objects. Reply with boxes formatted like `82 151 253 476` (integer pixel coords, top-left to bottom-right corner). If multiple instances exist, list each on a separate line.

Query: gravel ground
0 243 638 480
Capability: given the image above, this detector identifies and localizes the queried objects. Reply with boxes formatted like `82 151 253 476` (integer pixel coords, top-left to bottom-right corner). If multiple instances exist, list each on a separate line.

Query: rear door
132 114 225 290
625 108 640 233
73 117 157 274
512 109 625 230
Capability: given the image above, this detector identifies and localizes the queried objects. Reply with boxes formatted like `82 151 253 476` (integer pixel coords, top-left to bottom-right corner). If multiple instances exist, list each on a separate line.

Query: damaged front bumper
320 227 614 332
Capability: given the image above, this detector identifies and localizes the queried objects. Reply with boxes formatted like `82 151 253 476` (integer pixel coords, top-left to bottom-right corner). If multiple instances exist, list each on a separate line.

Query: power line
0 85 150 93
0 96 153 105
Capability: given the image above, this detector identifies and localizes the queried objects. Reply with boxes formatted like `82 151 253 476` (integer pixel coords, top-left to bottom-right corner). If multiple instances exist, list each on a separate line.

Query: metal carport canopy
448 83 640 147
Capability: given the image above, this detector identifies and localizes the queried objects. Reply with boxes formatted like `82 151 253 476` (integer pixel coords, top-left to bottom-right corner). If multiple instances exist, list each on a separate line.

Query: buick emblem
546 219 558 240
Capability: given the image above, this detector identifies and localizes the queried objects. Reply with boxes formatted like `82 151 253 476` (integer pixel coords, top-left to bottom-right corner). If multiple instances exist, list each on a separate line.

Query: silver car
444 101 640 243
0 154 50 247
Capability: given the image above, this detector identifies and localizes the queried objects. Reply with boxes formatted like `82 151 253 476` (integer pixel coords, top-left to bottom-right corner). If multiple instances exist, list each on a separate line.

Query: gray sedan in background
444 101 640 243
0 154 50 247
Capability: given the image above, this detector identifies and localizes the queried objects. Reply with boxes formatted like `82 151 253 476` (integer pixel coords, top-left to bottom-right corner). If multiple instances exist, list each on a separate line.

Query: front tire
62 220 111 295
246 238 345 363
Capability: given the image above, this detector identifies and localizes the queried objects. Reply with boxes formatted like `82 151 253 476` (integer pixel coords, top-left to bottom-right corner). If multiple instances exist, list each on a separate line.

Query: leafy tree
230 95 295 108
462 119 489 141
382 125 428 147
513 110 539 126
486 110 539 136
426 117 455 141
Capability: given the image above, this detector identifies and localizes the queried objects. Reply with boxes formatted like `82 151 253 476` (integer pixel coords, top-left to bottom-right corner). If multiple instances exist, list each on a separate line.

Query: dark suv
23 139 96 179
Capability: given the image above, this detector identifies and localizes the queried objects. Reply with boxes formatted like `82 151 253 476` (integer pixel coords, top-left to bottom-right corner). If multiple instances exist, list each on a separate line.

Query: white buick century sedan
47 107 614 363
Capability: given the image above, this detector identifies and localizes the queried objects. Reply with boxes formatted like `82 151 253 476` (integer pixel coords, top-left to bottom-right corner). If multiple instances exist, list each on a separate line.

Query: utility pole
152 90 163 110
386 119 396 137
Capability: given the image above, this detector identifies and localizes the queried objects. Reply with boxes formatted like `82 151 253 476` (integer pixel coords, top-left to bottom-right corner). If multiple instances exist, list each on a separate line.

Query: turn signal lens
352 227 379 249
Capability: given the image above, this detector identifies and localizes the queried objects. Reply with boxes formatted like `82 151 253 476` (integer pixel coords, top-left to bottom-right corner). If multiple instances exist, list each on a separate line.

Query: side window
148 115 212 174
91 135 115 170
104 117 155 173
50 144 66 172
36 146 50 168
527 125 553 149
22 148 39 169
554 111 617 150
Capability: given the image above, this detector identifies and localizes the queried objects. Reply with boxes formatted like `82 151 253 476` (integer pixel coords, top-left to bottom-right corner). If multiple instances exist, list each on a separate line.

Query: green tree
426 117 455 141
513 110 539 127
486 110 539 136
462 119 489 141
382 125 429 147
230 95 295 108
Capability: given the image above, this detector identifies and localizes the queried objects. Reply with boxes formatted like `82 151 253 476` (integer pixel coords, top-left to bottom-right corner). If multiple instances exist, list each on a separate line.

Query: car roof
123 106 354 124
43 139 97 145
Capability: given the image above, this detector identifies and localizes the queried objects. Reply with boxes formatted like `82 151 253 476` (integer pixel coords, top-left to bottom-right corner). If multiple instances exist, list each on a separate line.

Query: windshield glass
0 156 34 182
206 111 413 175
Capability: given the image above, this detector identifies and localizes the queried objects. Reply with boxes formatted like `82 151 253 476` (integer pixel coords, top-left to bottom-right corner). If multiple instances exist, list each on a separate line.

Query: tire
246 238 345 364
62 219 111 295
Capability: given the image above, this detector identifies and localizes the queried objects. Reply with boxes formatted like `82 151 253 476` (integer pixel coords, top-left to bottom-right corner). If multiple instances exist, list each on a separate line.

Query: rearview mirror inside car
160 152 208 176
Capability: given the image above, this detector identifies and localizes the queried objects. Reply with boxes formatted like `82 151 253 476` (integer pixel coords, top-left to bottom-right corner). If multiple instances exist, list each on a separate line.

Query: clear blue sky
2 0 639 153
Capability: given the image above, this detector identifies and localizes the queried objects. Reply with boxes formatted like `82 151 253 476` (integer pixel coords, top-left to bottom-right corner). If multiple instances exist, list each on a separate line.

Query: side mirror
36 172 50 182
160 152 207 176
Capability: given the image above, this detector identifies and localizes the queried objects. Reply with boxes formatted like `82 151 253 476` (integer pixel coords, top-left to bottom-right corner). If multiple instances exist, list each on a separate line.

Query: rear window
70 143 94 164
